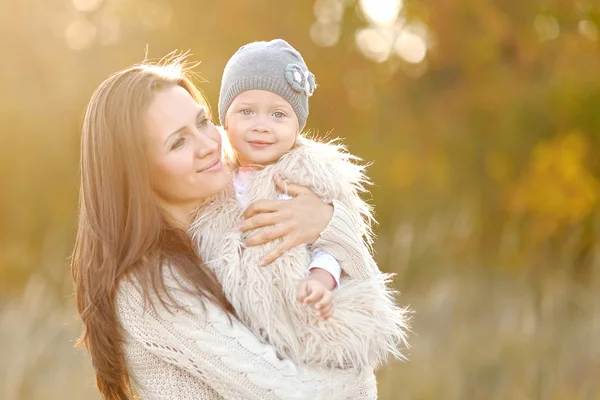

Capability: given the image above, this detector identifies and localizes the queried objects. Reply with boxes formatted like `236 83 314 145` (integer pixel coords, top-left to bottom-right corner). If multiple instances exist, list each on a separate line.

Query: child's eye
240 109 253 116
273 111 286 118
170 137 186 150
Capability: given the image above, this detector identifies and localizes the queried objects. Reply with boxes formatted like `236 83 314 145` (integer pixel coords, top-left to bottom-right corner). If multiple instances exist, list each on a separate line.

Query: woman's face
144 85 230 215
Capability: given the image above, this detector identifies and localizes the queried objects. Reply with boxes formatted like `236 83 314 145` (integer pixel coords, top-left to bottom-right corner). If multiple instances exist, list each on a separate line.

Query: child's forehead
232 90 293 108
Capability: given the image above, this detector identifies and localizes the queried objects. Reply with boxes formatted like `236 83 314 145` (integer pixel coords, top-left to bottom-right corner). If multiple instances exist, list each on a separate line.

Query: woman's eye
196 117 208 128
240 109 253 116
171 137 186 150
273 111 285 118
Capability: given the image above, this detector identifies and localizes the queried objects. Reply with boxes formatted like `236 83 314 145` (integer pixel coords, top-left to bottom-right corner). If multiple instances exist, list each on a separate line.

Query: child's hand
297 278 334 320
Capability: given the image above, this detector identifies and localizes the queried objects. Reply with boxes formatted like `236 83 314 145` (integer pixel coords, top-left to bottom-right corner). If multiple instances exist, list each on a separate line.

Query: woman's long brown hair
71 60 234 399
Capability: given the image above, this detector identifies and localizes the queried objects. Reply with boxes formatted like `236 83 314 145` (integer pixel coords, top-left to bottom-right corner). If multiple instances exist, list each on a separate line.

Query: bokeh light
534 14 560 41
355 26 394 62
394 28 427 64
578 19 598 41
359 0 402 27
314 0 343 23
64 18 97 50
72 0 103 13
310 21 341 47
311 0 344 47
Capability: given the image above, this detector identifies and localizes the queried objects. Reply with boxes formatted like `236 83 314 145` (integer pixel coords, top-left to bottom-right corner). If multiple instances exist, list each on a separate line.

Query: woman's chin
199 167 232 197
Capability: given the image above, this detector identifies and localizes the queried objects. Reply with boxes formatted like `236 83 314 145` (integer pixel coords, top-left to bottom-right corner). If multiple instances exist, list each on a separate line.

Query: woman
72 59 379 399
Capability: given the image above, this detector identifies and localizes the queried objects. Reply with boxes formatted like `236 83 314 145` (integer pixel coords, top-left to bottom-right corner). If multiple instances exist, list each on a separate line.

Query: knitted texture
116 269 378 399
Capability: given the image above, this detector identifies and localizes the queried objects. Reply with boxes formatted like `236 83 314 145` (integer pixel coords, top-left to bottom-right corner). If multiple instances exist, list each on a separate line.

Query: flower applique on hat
285 64 316 97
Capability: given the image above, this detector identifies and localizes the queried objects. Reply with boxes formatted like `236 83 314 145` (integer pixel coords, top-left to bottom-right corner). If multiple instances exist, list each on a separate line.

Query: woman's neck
159 201 197 230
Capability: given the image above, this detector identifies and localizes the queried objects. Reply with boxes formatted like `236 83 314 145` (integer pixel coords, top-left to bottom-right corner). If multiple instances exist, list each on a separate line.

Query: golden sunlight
359 0 402 27
72 0 103 13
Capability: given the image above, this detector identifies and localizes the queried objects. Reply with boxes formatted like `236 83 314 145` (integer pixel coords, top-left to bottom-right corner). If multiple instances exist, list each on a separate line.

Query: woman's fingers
240 211 283 233
259 238 295 266
244 225 289 247
243 199 282 219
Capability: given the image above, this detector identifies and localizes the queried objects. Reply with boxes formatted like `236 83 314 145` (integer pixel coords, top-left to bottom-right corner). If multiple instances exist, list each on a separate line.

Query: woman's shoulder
115 268 207 325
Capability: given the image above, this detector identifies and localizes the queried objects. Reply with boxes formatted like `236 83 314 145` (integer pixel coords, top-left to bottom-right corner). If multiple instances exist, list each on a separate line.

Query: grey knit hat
218 39 316 131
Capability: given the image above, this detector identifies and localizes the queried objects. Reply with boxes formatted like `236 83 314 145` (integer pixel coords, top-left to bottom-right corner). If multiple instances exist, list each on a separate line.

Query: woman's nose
194 132 219 159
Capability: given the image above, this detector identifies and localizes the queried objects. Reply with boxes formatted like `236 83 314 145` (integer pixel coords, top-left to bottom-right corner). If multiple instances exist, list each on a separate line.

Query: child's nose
252 123 270 133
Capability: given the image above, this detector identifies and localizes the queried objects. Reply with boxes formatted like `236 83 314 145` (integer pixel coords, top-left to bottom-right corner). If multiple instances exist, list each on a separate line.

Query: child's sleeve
308 249 342 288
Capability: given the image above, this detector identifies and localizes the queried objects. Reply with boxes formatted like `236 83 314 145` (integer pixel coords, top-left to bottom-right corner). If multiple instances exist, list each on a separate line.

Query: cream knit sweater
116 202 381 399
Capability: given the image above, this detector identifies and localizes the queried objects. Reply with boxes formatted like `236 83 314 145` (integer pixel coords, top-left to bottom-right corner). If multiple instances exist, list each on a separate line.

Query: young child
191 39 409 369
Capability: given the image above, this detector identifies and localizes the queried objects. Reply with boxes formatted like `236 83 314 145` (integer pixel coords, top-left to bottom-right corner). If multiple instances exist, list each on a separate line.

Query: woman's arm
241 179 378 280
116 274 350 400
312 200 379 280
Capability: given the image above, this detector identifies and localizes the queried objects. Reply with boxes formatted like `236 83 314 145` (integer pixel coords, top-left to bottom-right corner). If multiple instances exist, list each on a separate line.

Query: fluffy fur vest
190 137 408 369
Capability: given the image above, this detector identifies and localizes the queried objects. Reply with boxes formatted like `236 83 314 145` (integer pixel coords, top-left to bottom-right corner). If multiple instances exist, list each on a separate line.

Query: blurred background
1 0 600 398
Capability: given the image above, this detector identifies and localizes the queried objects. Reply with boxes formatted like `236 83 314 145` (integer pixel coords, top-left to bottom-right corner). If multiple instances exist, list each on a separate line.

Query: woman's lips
198 158 222 173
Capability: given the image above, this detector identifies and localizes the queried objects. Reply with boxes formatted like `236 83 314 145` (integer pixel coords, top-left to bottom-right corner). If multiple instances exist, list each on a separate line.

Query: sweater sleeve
116 276 353 400
312 200 380 281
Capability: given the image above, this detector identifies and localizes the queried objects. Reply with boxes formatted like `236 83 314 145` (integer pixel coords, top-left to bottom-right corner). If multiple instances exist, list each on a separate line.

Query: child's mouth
248 140 272 149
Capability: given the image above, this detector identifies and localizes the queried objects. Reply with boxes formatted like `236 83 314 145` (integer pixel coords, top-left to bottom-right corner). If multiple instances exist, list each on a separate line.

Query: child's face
225 90 299 167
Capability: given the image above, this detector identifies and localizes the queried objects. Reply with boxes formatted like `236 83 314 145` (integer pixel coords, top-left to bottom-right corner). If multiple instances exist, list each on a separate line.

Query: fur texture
190 136 409 369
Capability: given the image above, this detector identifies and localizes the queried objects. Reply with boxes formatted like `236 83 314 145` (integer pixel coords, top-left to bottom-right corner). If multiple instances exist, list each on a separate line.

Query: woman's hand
240 176 333 266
